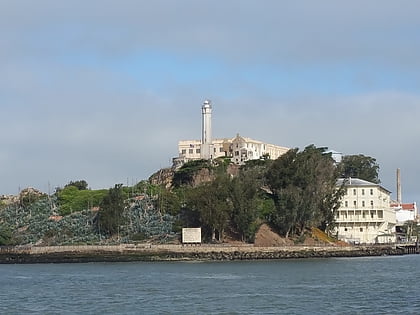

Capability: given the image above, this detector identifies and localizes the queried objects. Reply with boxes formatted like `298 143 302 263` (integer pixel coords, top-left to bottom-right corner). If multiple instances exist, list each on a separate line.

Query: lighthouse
201 100 213 160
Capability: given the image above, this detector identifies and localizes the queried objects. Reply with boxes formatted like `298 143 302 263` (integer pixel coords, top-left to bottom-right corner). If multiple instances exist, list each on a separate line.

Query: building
391 202 418 224
177 134 289 165
335 178 396 244
176 100 289 165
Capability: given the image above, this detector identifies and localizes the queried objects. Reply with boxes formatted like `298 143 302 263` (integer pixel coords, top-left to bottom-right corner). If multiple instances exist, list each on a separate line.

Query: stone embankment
0 244 406 264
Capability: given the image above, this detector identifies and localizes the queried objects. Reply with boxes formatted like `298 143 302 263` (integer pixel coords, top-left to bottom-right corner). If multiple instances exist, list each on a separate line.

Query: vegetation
57 185 107 215
0 148 383 246
340 154 380 183
96 184 126 236
266 145 344 237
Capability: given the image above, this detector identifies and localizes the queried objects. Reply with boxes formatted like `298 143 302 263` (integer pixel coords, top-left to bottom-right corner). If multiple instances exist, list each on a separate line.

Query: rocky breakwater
0 244 406 264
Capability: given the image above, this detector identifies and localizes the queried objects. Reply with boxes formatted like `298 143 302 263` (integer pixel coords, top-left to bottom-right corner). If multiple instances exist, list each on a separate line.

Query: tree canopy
266 145 344 237
340 154 380 183
96 184 126 236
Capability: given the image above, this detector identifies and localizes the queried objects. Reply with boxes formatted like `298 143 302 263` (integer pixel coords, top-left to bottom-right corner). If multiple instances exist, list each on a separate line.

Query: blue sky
1 0 420 204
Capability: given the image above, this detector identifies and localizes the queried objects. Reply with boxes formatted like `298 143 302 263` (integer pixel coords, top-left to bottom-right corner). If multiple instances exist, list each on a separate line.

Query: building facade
177 134 289 165
391 202 418 223
335 178 396 244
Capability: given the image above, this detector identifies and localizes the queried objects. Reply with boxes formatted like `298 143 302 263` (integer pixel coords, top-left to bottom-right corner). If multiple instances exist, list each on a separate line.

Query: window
344 228 348 232
362 201 365 207
370 200 374 206
370 189 374 195
378 210 383 219
345 201 348 207
181 149 186 155
360 228 363 232
189 149 193 154
353 200 357 206
353 189 357 195
219 147 223 152
235 151 239 156
362 189 365 195
196 149 200 154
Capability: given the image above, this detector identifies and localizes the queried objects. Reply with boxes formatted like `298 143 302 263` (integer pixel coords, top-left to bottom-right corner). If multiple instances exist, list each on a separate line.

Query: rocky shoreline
0 244 408 264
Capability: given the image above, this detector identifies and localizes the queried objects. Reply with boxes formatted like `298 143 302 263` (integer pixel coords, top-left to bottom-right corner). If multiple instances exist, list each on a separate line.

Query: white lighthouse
201 100 213 160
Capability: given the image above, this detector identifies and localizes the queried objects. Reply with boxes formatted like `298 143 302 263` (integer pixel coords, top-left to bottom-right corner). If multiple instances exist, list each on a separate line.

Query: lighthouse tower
201 100 213 160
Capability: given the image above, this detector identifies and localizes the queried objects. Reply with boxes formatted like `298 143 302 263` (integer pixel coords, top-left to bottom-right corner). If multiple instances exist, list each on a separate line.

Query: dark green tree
266 145 343 237
65 180 89 190
185 175 232 242
97 184 126 236
0 225 13 246
229 163 267 242
340 154 380 183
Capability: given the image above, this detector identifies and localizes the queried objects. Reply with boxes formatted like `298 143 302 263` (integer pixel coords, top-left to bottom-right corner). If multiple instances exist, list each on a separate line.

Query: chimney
397 168 402 205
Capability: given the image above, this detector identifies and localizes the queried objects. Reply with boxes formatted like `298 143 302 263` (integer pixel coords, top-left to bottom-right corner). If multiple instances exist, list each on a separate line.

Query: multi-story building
174 100 289 166
335 178 396 244
177 134 289 165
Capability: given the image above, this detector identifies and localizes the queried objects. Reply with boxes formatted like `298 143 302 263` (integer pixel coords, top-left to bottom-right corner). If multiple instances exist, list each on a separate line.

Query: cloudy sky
1 1 419 203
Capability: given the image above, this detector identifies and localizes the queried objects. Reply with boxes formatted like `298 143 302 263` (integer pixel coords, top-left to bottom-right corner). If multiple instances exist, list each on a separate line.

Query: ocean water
0 255 419 314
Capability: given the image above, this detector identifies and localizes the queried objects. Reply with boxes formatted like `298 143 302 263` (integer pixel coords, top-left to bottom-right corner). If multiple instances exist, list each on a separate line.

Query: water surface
1 255 419 314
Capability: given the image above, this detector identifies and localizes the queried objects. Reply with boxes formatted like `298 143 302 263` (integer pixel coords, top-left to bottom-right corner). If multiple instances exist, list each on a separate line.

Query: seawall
0 244 407 264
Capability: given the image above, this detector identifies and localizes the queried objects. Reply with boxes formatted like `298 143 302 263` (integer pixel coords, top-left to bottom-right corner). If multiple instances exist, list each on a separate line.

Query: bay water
1 255 419 314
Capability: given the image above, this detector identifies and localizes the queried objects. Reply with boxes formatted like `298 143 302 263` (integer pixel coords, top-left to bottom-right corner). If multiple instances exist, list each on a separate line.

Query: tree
184 175 232 242
96 184 126 236
266 145 343 237
340 154 380 183
57 186 107 215
0 225 13 246
65 180 89 190
229 163 267 242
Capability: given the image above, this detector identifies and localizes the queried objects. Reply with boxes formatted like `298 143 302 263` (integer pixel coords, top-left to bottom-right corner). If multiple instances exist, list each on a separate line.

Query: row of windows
345 188 374 196
181 147 226 155
344 200 374 207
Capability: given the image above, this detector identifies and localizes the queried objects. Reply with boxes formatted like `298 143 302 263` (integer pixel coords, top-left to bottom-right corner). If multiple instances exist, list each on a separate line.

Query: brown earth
254 224 294 247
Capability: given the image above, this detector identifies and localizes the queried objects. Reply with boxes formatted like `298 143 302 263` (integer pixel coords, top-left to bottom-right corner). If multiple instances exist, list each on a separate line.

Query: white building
335 178 396 244
177 134 289 165
176 100 289 165
391 202 417 223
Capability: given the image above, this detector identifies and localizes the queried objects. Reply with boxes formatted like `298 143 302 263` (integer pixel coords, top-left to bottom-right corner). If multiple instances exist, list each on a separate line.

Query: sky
1 1 419 203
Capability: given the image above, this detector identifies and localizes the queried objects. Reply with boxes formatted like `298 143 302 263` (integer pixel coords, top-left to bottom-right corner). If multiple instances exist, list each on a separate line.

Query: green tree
266 145 343 237
340 154 380 183
185 175 232 242
65 180 89 190
57 186 107 215
229 163 267 242
0 225 13 245
97 184 126 236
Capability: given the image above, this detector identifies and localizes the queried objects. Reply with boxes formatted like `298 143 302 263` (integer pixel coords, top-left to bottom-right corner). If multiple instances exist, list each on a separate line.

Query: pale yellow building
177 134 289 165
335 178 396 244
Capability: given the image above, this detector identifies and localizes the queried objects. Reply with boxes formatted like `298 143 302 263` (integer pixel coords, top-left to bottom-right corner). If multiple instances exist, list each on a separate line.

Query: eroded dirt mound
254 224 294 247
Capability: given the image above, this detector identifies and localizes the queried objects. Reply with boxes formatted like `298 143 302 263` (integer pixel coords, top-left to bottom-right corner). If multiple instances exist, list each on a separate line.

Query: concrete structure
335 178 396 244
201 100 213 160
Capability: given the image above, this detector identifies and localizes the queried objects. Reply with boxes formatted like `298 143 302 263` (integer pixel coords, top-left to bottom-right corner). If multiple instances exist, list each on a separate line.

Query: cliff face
149 168 175 189
149 163 240 189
